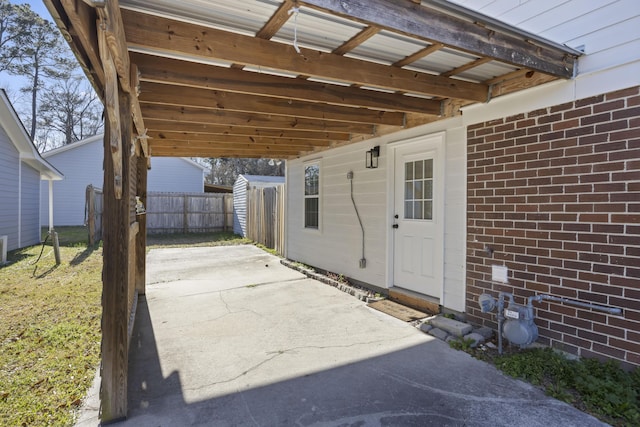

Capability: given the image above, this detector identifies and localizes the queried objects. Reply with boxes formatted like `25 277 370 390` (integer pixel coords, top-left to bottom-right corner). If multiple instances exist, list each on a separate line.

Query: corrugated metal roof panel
347 30 429 65
456 61 519 82
273 6 365 53
120 0 280 36
404 48 479 75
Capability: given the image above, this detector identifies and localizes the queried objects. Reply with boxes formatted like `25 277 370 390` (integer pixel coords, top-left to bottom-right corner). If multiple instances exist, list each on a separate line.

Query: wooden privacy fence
146 192 234 233
85 184 103 245
246 185 285 255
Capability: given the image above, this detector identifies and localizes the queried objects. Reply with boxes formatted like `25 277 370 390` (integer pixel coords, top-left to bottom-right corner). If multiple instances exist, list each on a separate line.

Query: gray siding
148 157 204 193
0 125 20 250
41 137 205 226
233 176 248 236
20 163 41 247
41 137 103 226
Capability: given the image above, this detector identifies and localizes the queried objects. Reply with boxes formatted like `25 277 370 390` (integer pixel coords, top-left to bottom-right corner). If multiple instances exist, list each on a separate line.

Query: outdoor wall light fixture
366 146 380 169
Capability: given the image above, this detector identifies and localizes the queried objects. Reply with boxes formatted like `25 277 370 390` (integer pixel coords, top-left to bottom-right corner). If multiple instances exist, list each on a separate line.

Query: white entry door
392 134 444 298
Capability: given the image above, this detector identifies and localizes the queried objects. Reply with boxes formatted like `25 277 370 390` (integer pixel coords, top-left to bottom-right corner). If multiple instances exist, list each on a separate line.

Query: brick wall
466 86 640 367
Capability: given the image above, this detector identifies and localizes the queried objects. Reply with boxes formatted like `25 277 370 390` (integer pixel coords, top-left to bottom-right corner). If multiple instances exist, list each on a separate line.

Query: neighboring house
0 90 62 252
233 174 285 237
40 134 207 226
286 2 640 366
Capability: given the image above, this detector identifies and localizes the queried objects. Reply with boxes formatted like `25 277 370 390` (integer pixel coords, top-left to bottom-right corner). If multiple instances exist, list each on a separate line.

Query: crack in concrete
295 409 468 427
183 335 418 393
378 369 569 407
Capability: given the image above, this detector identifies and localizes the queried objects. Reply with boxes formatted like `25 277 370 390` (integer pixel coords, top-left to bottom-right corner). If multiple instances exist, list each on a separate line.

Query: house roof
42 133 208 171
0 90 63 181
43 0 581 160
238 174 286 184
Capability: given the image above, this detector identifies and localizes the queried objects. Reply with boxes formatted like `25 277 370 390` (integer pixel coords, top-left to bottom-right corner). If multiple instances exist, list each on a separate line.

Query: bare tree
207 158 284 185
38 59 103 147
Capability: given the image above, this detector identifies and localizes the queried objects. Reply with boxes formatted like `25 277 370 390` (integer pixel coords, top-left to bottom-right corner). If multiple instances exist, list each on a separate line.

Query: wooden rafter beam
393 43 444 68
144 120 350 140
149 142 305 158
256 0 296 39
121 9 488 102
132 53 440 115
298 0 577 78
57 0 105 88
149 131 334 147
94 0 130 93
141 104 376 134
138 82 405 126
442 57 493 77
332 26 380 55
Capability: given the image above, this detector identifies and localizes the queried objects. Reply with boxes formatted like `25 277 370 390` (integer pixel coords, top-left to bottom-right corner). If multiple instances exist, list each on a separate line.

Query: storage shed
0 90 62 253
233 174 285 237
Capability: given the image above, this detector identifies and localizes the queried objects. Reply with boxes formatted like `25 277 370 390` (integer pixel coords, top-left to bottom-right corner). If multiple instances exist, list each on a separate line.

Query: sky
0 0 61 108
0 0 61 103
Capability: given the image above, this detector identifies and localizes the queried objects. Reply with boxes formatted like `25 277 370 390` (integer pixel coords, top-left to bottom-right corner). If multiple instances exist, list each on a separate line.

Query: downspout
18 159 22 248
48 180 54 232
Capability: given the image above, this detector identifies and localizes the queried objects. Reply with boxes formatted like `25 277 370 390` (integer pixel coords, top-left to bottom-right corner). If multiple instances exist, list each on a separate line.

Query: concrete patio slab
77 245 608 426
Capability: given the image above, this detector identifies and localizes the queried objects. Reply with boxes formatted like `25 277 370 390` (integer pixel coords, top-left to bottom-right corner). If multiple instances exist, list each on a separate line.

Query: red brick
566 126 594 138
595 120 629 133
606 86 640 100
564 106 592 119
579 133 609 146
594 99 625 113
581 112 610 125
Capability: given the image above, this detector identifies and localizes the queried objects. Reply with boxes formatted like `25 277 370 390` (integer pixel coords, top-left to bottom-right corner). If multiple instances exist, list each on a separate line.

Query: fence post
183 194 188 233
87 184 96 246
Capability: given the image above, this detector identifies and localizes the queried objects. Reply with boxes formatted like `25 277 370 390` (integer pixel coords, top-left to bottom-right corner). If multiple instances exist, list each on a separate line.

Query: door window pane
403 159 433 220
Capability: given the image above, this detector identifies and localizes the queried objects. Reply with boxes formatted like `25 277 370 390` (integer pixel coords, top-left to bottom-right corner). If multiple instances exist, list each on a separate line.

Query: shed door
392 135 444 298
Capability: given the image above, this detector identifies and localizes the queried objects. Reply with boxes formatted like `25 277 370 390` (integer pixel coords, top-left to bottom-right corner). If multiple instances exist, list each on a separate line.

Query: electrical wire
31 233 50 265
349 174 366 265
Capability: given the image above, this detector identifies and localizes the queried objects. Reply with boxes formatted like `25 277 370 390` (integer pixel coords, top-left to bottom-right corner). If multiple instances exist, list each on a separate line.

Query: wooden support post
100 87 132 423
135 146 147 295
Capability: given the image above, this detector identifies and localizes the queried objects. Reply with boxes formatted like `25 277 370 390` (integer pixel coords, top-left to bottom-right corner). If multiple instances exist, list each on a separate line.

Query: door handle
392 224 399 229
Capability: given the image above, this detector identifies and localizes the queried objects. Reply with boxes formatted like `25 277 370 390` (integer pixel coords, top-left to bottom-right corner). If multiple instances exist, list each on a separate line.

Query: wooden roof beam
138 82 405 126
298 0 578 78
132 53 440 115
121 9 488 102
148 131 334 147
144 119 351 140
149 143 306 158
56 0 105 87
141 105 377 135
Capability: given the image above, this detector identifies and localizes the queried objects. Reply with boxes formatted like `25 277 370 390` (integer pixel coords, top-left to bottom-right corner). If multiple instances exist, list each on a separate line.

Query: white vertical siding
288 142 388 286
442 126 467 312
20 163 41 248
0 126 20 251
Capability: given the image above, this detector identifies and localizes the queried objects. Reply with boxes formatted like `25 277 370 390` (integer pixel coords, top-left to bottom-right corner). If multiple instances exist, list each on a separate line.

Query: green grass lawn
0 227 249 426
0 227 102 426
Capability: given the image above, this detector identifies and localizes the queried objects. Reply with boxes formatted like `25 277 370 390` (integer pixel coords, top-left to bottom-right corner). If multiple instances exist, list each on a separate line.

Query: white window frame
303 161 321 231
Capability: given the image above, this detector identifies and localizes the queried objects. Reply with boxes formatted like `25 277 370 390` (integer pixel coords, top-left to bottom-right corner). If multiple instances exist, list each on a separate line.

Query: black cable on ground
31 233 51 265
